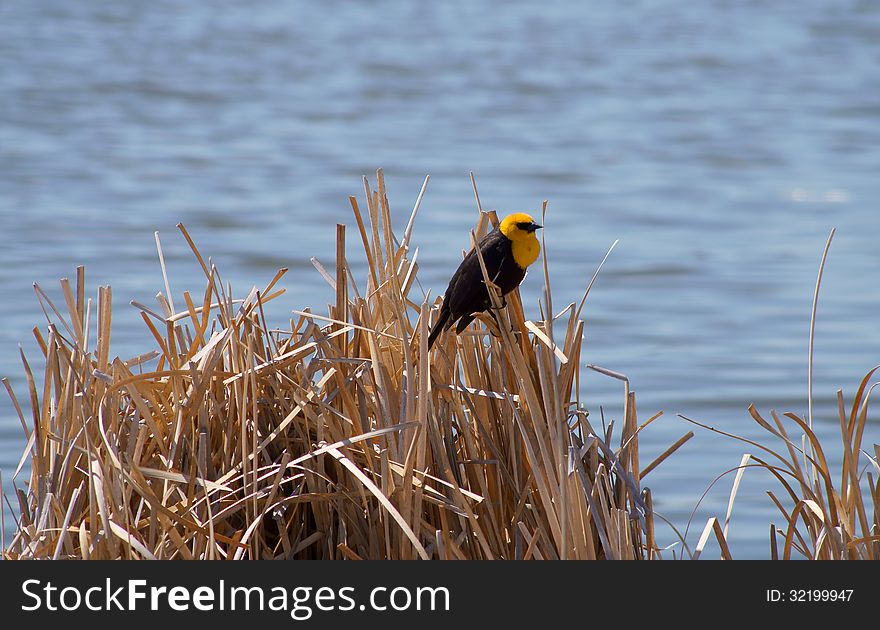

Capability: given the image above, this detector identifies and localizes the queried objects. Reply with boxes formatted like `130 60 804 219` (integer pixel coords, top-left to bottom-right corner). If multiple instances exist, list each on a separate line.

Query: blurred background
1 0 878 558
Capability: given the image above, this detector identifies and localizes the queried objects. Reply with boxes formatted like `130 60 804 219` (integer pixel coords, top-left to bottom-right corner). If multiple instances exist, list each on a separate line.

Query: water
2 0 879 558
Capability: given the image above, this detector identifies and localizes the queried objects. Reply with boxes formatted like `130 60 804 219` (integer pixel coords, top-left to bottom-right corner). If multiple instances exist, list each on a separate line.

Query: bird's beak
530 222 543 232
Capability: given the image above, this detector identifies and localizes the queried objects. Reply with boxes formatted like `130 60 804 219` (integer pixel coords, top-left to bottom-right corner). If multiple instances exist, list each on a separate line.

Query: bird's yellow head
500 213 542 240
499 212 542 269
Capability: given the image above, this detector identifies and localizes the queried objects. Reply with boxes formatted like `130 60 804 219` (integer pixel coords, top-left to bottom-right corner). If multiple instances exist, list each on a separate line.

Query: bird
427 212 542 349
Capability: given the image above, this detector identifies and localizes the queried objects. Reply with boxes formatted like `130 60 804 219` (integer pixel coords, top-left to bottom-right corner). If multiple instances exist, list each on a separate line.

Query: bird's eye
516 222 530 230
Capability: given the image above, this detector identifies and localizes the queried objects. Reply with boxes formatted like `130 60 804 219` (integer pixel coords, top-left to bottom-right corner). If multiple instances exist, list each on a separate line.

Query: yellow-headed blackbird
428 212 542 349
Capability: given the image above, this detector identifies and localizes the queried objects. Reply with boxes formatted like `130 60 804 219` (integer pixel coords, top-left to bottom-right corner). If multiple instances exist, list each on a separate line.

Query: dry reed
3 170 681 560
682 229 879 559
682 371 880 560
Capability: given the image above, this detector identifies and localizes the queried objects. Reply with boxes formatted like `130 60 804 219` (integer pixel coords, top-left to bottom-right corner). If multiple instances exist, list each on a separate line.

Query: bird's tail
427 307 451 349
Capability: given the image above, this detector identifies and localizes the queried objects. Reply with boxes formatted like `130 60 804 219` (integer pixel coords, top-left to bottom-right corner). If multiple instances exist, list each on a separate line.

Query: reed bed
3 170 681 560
683 229 880 560
683 370 880 560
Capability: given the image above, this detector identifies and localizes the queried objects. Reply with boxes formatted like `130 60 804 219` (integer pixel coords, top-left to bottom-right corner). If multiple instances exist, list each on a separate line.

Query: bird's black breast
443 229 525 320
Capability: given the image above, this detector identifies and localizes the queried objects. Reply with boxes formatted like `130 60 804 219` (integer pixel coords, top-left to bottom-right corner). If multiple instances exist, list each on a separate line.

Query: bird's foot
488 296 507 312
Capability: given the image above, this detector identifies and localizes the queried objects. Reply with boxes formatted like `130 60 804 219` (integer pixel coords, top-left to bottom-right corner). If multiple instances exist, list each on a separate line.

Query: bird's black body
428 228 526 349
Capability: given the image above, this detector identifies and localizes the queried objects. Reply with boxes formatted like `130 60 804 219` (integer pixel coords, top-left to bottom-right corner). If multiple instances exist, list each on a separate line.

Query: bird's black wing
445 229 508 321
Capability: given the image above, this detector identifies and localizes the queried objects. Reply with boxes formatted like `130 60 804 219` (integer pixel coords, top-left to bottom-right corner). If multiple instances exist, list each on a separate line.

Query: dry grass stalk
681 229 879 559
4 170 676 560
682 373 880 560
